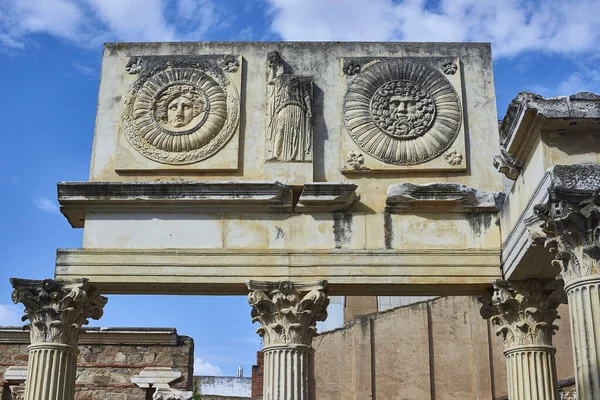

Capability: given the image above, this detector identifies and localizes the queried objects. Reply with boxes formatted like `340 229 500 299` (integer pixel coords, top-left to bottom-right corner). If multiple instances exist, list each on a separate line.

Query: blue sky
1 0 599 377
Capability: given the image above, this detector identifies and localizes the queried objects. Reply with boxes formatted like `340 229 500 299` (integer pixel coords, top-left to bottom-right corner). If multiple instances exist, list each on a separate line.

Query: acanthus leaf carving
479 279 566 349
10 278 107 347
248 280 328 348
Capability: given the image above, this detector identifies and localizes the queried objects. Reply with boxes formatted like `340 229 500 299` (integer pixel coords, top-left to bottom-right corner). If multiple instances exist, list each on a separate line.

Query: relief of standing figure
266 51 313 162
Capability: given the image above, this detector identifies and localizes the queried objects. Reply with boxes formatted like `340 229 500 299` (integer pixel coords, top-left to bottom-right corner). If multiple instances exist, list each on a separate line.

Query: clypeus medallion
344 59 462 165
122 55 240 165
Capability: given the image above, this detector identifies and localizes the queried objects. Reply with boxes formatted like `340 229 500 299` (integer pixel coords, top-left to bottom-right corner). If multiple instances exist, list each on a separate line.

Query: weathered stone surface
497 91 600 179
58 181 294 228
386 182 504 213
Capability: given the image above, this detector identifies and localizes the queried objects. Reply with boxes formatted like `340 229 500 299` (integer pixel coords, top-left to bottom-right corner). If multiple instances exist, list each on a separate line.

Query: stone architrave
534 164 600 400
480 279 566 400
266 51 313 162
10 278 107 400
248 280 328 400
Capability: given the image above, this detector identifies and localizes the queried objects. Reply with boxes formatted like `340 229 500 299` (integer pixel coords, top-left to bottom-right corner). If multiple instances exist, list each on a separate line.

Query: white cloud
0 304 24 326
0 0 220 50
33 196 60 215
194 357 223 376
266 0 600 58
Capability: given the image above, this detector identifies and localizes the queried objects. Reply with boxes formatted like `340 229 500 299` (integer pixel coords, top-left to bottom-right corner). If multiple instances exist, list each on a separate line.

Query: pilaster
247 280 328 400
480 279 566 400
10 278 107 400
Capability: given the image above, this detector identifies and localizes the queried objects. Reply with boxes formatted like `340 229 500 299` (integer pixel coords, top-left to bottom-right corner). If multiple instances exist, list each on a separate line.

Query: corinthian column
534 164 600 399
247 280 328 400
10 278 107 400
480 279 566 400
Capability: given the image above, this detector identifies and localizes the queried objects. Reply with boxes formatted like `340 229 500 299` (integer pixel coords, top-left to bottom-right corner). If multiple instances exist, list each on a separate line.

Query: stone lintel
497 91 600 179
55 248 501 296
385 182 503 213
58 181 294 228
131 367 181 389
3 366 27 384
295 182 358 213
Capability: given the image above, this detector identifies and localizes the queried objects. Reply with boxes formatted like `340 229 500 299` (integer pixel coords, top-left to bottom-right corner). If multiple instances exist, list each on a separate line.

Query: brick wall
250 351 263 399
0 327 193 400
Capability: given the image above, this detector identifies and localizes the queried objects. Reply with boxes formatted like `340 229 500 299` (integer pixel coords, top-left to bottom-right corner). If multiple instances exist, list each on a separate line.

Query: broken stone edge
385 182 504 213
295 182 359 213
496 91 600 179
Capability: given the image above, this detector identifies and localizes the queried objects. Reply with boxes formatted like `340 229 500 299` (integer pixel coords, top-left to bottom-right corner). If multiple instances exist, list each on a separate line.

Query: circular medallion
123 67 239 164
344 60 461 165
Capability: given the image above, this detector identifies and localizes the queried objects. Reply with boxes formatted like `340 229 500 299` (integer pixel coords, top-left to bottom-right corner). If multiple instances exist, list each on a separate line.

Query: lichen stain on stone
275 226 284 240
464 213 493 236
333 212 353 249
384 212 393 249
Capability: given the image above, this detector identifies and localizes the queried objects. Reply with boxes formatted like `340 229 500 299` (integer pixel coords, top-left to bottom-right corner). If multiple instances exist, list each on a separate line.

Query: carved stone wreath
122 66 239 165
344 59 462 165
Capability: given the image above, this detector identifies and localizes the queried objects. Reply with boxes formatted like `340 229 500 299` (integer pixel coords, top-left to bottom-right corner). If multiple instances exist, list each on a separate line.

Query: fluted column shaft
262 345 312 400
10 278 107 400
480 280 565 400
25 343 79 400
504 346 559 400
248 280 328 400
564 276 600 399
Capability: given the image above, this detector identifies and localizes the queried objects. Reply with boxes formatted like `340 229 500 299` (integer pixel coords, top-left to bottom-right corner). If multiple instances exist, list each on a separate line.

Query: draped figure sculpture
266 51 313 162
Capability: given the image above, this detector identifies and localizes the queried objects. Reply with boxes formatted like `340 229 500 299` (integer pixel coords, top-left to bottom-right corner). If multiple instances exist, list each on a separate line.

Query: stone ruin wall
311 296 575 400
0 328 193 400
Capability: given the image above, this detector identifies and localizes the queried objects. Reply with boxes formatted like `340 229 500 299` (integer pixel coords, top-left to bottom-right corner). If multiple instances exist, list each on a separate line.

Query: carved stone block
115 55 242 172
341 57 466 172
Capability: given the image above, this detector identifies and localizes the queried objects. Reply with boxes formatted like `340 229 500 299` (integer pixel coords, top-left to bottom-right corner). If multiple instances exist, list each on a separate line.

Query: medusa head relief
122 63 239 165
154 84 207 131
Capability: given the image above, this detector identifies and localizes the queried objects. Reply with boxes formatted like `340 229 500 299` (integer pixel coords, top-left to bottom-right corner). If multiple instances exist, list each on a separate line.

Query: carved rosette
534 189 600 285
344 59 462 165
10 278 107 348
480 280 566 349
122 56 240 165
247 281 328 348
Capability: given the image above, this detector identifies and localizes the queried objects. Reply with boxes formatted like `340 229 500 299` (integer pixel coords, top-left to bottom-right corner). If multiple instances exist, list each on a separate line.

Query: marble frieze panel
115 54 242 172
341 57 466 172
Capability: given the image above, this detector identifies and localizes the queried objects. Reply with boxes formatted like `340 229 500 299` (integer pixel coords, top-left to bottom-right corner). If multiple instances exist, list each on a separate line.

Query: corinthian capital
480 279 566 349
247 280 328 348
534 164 600 284
10 278 107 347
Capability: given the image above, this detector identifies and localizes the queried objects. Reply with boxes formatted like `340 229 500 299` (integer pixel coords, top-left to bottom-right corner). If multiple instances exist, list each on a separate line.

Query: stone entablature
496 91 600 180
